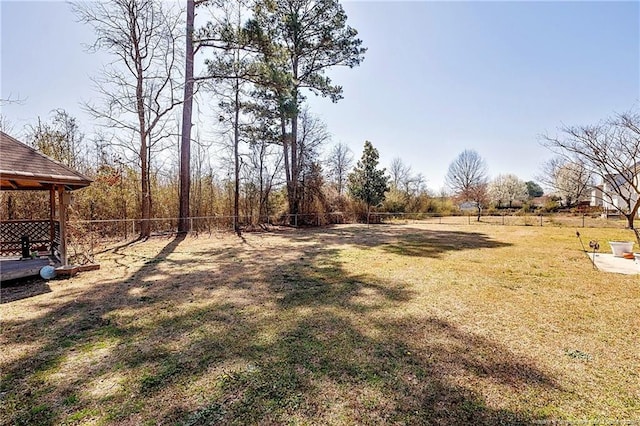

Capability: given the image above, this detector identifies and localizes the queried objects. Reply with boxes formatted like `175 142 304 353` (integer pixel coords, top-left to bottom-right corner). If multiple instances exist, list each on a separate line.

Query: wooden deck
0 257 58 282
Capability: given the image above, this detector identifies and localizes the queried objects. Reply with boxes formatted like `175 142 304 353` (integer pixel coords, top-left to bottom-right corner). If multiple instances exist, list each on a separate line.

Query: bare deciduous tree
389 157 425 196
445 149 489 221
27 109 87 171
297 109 331 179
73 0 183 238
245 135 283 223
542 110 640 242
325 142 353 196
0 115 14 135
389 157 411 191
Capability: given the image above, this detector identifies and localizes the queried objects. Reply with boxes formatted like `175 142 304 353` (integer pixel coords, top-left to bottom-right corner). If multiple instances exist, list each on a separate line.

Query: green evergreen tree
247 0 366 219
348 141 389 213
525 181 544 198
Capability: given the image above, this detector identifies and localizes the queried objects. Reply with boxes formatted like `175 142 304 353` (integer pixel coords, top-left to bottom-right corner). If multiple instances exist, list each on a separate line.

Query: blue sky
2 0 639 191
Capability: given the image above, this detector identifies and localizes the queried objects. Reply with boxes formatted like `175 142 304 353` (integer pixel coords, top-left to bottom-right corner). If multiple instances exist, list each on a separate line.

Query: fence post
190 217 194 232
89 221 94 259
294 214 298 227
582 214 585 228
132 220 135 236
539 214 543 226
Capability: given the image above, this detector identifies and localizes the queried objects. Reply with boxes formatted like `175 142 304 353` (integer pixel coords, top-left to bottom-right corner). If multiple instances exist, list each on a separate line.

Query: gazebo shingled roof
0 131 92 191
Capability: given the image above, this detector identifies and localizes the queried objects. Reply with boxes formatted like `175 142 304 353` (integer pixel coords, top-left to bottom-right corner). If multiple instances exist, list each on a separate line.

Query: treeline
0 105 576 232
0 108 459 227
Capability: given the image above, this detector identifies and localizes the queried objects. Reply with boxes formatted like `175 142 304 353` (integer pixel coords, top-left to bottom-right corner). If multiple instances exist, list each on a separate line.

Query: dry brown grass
1 223 638 425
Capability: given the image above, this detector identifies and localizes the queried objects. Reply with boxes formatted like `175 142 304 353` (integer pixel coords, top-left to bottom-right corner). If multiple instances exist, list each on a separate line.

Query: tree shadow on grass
174 248 559 425
0 233 191 424
273 224 512 259
196 316 553 425
1 228 554 425
379 229 510 257
0 277 52 303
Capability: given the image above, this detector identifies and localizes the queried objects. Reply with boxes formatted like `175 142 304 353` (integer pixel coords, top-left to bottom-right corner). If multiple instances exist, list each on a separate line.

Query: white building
591 165 640 217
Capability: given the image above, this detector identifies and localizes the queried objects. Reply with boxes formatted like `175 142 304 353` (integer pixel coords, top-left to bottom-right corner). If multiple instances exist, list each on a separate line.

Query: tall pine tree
247 0 366 220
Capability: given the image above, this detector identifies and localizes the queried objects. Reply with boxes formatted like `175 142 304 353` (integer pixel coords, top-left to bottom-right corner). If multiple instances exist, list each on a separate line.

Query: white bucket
609 241 634 257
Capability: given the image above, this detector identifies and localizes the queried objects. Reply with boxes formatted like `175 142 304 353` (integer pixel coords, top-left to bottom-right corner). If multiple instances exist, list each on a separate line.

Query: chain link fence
65 211 630 263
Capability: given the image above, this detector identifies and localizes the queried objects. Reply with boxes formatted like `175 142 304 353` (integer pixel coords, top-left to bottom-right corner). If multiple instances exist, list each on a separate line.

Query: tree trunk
288 57 300 221
290 110 299 218
138 108 151 238
140 132 150 238
258 143 266 220
233 76 241 235
280 114 290 185
625 213 639 246
131 5 151 239
280 113 294 221
178 0 195 234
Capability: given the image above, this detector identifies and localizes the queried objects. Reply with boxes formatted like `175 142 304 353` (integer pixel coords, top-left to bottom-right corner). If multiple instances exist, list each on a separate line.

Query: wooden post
58 186 68 266
49 186 56 256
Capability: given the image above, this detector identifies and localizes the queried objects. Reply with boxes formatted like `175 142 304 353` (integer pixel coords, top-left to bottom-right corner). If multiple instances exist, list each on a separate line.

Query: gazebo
0 131 92 281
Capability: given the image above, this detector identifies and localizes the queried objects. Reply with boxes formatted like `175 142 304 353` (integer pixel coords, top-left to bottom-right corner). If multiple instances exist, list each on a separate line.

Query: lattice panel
52 221 61 258
0 220 56 257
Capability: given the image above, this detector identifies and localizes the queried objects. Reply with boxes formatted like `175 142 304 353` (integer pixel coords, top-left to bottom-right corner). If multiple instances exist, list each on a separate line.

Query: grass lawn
1 223 638 425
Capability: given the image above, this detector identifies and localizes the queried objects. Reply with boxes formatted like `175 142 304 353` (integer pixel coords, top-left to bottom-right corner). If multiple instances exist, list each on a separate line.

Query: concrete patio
588 252 640 275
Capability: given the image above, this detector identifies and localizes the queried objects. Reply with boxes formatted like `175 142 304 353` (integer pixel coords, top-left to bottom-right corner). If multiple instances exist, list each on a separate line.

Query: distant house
590 165 640 217
590 184 604 207
458 201 478 212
